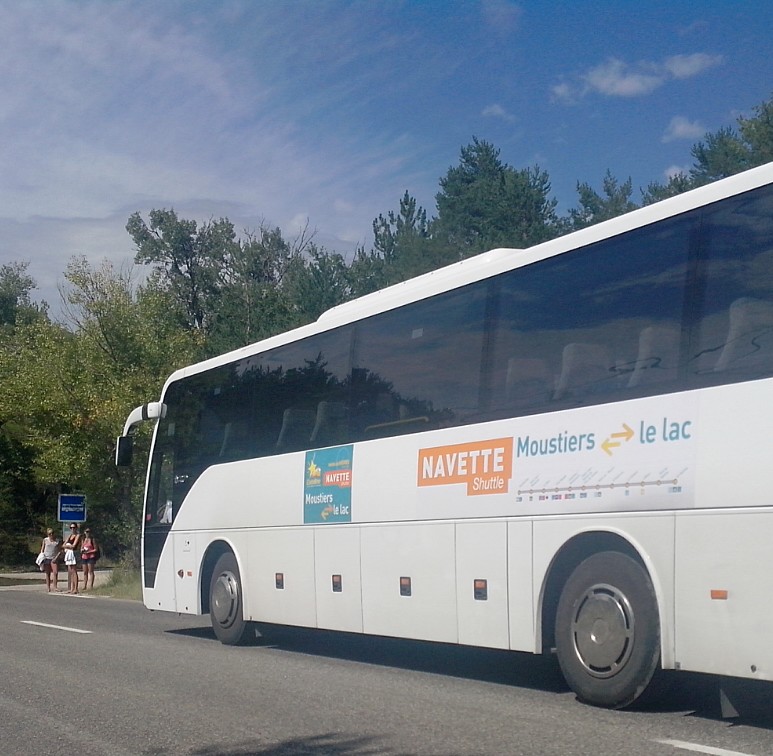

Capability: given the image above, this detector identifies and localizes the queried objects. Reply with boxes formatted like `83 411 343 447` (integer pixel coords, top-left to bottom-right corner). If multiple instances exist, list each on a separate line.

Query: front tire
209 552 251 645
555 551 661 708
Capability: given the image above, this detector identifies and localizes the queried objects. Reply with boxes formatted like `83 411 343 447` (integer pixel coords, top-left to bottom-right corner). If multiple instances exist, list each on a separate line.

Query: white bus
117 162 773 709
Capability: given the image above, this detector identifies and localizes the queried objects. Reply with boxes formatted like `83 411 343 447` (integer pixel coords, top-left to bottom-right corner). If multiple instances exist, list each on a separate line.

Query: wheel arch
200 539 239 615
538 529 662 657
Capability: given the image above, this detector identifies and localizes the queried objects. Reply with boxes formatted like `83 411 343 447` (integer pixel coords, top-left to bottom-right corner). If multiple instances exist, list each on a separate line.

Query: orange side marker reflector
710 589 728 600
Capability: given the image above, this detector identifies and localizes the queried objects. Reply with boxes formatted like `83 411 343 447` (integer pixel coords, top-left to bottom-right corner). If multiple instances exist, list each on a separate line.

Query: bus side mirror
115 435 134 467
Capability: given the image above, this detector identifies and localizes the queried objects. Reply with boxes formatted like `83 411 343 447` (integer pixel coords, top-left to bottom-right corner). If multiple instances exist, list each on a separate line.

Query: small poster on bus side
304 445 353 524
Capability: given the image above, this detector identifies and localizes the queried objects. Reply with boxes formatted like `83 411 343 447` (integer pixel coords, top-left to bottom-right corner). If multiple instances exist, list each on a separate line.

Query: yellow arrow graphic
602 423 634 456
611 423 634 442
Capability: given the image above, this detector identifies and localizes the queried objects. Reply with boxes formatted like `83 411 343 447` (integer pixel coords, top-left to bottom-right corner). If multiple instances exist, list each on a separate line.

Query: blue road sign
58 494 87 523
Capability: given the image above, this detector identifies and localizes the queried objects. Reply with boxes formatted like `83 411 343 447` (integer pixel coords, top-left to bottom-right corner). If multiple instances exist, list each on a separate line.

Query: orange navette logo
417 437 513 496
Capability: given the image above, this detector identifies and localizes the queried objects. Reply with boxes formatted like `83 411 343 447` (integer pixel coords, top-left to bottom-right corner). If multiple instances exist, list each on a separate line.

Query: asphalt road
3 585 773 755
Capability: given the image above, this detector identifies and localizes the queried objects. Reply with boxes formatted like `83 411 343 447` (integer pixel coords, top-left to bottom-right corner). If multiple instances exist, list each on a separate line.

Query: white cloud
583 58 663 98
662 116 706 143
554 52 724 103
550 81 575 105
482 103 517 122
664 53 723 79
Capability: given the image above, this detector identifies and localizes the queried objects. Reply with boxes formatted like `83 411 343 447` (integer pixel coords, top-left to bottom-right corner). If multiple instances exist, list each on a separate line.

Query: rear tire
555 551 661 708
209 552 251 645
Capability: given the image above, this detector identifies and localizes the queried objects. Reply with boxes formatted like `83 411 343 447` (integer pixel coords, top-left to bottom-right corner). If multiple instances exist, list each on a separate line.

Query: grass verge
91 567 142 601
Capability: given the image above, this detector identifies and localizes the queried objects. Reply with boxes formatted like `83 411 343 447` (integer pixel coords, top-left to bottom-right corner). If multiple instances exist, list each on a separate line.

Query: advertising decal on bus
417 437 514 495
511 396 697 512
304 445 353 523
414 395 697 513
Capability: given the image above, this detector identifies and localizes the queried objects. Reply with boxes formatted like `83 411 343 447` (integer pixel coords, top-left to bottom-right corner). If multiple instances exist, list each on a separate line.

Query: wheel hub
211 570 239 629
571 583 634 678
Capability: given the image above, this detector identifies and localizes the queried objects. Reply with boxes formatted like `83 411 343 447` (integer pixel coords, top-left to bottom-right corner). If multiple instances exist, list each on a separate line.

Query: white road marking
657 740 756 756
21 621 92 634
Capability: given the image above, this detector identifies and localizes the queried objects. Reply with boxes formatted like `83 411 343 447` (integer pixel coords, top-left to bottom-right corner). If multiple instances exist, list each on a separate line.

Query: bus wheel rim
571 583 634 678
211 570 240 628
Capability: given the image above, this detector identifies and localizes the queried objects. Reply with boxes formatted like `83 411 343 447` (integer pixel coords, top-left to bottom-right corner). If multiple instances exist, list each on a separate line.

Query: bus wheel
555 551 660 709
209 552 250 645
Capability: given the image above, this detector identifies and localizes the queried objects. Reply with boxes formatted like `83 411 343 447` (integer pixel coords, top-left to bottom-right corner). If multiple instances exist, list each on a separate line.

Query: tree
691 96 773 182
642 93 773 204
60 258 200 554
0 420 41 564
641 172 694 206
434 138 558 254
373 191 429 263
210 222 346 353
0 263 51 563
0 261 46 328
347 244 388 298
127 209 237 334
689 126 752 185
129 211 331 356
568 171 638 230
283 244 352 323
0 258 200 560
355 191 444 290
738 95 773 166
208 223 301 354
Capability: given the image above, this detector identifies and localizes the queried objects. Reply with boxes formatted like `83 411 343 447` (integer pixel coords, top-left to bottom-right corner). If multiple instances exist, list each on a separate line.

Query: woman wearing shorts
39 528 61 592
80 528 99 591
62 523 82 594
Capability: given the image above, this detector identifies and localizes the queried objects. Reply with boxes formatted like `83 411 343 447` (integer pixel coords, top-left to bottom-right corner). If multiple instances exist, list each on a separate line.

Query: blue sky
2 0 772 312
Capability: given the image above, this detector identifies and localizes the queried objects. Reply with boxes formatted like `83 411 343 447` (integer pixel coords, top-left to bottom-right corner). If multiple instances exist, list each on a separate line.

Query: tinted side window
692 183 773 383
262 328 353 452
146 327 354 522
354 282 489 437
489 214 693 415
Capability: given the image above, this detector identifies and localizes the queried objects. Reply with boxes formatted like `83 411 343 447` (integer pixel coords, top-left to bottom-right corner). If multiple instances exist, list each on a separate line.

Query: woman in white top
39 528 61 592
62 523 82 594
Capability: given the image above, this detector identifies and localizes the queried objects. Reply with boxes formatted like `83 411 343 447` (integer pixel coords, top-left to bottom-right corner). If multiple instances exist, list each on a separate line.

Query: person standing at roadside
62 522 82 594
39 528 61 592
80 528 99 591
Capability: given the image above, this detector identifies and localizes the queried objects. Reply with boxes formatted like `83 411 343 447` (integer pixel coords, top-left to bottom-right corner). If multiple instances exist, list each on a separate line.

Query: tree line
1 93 771 565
